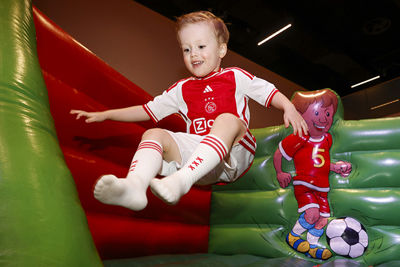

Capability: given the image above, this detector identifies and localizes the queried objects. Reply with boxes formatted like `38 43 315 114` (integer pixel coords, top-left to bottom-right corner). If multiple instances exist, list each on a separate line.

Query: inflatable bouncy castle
0 0 399 266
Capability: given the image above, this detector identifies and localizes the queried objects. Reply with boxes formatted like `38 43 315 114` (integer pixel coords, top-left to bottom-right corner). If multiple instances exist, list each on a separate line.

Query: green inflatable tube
0 0 101 265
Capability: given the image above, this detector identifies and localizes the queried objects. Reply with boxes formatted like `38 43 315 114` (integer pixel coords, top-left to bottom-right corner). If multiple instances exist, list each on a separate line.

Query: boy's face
178 22 227 78
302 102 335 138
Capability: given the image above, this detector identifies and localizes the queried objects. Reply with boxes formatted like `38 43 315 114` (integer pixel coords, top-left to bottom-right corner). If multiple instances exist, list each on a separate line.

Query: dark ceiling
134 0 400 97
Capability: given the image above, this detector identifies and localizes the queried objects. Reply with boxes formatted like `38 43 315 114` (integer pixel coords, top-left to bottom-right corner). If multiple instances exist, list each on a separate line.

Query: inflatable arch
0 0 399 266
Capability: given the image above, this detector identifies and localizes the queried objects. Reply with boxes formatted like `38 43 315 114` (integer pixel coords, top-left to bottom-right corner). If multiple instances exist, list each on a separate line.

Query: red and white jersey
143 67 278 154
279 133 332 192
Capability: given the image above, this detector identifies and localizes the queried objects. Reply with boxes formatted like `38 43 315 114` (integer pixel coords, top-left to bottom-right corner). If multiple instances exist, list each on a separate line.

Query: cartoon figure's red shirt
279 133 332 192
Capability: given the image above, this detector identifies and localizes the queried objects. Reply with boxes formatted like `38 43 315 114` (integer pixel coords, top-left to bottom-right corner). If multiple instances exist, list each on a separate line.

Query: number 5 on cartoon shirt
273 89 352 260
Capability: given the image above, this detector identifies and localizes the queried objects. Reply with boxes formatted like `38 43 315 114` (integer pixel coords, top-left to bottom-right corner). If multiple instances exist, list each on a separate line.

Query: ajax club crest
205 100 217 113
203 85 217 113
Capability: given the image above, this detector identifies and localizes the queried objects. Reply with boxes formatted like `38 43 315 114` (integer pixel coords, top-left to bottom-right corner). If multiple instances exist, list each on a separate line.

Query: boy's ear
219 43 227 58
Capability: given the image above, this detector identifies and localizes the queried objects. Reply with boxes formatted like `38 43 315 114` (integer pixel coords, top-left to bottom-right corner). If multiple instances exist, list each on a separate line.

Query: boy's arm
271 92 308 137
273 148 292 188
70 105 150 123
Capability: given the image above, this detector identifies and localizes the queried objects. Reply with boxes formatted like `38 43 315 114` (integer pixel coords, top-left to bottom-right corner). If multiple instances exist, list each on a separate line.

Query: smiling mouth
192 61 203 66
314 122 326 130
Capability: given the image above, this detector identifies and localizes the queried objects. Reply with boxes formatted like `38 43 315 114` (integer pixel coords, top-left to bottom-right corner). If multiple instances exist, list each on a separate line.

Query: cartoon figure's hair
175 11 229 44
292 89 338 114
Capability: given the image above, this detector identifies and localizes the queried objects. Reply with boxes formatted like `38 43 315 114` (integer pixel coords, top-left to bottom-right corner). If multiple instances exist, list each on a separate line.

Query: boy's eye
199 45 206 49
183 48 190 53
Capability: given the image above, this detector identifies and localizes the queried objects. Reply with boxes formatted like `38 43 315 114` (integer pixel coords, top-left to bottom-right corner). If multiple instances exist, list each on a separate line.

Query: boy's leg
150 113 246 205
94 128 181 211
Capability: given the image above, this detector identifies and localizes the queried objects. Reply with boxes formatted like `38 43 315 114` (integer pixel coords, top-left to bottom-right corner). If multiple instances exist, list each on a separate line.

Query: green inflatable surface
0 0 101 265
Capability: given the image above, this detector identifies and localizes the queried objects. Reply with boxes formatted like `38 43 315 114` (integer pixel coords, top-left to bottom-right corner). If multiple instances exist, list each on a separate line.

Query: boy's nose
190 49 198 57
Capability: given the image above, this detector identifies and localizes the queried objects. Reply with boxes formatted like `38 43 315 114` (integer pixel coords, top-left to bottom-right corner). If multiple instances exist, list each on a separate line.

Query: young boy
71 11 308 211
273 89 352 259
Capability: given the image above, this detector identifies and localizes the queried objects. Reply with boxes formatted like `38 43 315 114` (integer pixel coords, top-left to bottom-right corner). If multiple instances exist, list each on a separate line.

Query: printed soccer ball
326 217 368 258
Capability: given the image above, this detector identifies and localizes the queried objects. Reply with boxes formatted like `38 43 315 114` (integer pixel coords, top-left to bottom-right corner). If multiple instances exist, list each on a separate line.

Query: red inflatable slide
33 6 211 260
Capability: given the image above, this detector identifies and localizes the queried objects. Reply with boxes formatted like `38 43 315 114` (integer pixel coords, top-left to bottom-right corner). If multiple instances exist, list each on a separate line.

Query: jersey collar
194 68 223 80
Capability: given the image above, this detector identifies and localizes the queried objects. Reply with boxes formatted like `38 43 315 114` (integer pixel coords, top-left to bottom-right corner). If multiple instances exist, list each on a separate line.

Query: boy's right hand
70 110 107 123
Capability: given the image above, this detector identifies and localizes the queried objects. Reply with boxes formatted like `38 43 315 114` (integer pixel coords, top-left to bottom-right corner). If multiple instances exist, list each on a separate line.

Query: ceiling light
257 24 292 46
350 75 380 88
370 98 399 110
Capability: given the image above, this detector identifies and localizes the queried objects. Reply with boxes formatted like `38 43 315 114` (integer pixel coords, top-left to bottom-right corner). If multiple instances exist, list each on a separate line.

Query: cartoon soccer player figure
273 89 352 260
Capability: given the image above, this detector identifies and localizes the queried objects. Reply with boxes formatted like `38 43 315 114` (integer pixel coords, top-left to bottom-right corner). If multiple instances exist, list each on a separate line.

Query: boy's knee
215 113 245 129
215 112 238 121
212 113 246 144
142 128 180 163
142 128 168 140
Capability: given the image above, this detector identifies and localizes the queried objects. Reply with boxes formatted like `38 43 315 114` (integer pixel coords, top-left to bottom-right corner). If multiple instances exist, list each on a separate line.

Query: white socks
150 134 228 205
95 134 229 209
94 140 163 211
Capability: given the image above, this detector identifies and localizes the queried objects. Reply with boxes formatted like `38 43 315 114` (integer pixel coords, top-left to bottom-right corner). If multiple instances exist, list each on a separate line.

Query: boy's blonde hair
176 11 230 44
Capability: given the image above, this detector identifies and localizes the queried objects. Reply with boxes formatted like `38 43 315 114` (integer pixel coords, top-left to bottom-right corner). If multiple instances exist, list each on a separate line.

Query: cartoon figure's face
302 102 334 138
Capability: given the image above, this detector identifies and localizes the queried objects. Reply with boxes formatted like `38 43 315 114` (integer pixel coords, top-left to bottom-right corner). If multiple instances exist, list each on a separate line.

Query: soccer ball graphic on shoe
326 217 368 258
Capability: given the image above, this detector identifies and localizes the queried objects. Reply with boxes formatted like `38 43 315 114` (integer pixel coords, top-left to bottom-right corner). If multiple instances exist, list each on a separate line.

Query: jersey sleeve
143 85 180 123
248 76 279 107
279 134 308 161
232 68 279 108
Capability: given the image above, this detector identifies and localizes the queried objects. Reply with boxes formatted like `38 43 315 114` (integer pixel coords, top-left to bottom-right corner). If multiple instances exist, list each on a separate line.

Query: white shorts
159 131 255 185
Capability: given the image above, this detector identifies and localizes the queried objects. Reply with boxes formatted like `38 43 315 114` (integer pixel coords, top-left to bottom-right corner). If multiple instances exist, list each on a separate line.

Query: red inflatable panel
87 213 210 259
33 6 210 259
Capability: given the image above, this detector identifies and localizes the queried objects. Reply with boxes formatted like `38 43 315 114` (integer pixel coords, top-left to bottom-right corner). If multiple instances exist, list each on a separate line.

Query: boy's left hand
284 106 308 137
